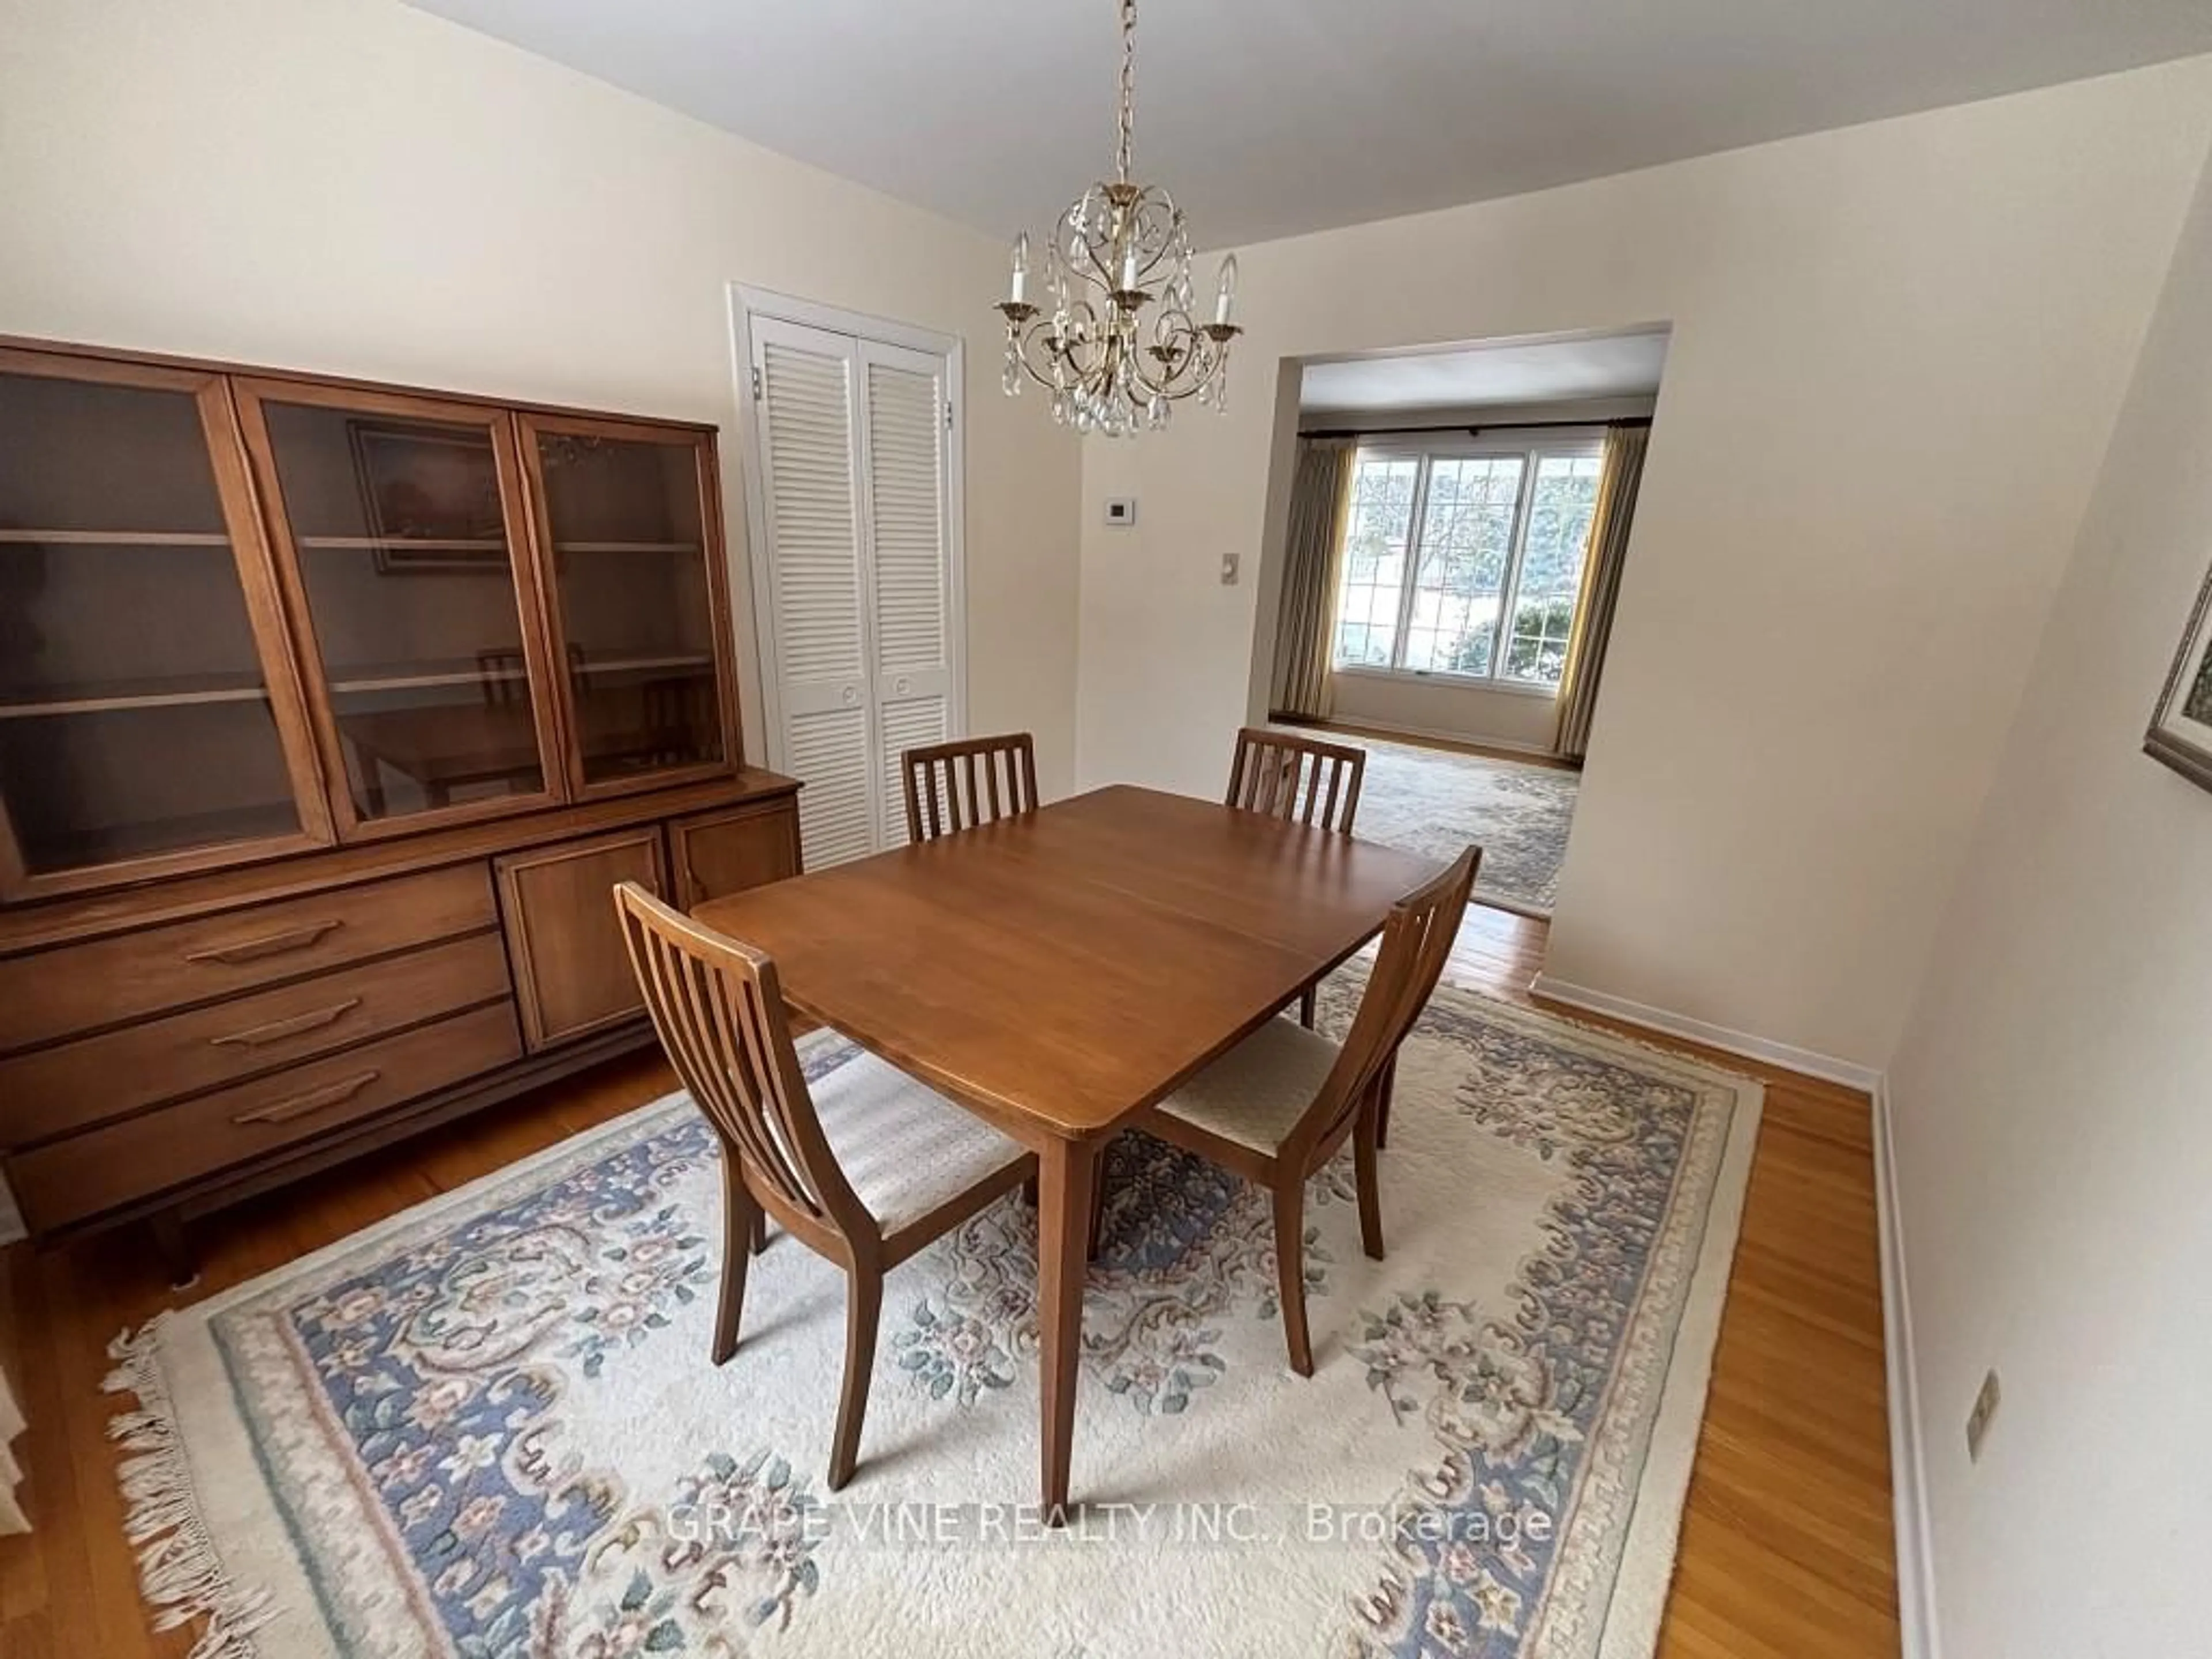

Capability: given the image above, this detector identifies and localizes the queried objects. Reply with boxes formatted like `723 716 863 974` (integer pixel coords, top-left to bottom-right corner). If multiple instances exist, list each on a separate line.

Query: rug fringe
104 1317 276 1659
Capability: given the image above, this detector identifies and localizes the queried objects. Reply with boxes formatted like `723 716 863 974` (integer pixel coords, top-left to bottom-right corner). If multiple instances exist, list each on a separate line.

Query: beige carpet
1277 726 1580 919
107 969 1758 1659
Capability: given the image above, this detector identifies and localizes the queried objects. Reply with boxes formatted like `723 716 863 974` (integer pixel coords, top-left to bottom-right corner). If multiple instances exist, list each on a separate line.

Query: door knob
896 676 911 695
842 685 859 706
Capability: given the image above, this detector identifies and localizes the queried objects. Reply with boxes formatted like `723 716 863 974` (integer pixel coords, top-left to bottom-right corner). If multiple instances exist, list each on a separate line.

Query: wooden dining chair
1226 726 1369 1025
901 732 1039 842
615 882 1036 1488
1135 845 1478 1376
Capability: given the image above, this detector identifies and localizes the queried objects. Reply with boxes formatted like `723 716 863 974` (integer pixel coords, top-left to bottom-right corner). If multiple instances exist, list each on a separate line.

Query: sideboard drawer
8 1001 523 1234
0 930 511 1149
0 862 497 1051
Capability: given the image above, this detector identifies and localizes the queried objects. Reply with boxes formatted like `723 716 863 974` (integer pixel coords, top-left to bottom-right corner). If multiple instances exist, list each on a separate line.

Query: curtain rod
1298 416 1653 440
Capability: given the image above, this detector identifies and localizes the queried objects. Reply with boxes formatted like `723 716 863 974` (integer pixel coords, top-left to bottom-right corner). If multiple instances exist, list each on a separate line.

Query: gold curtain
1554 422 1650 760
1270 438 1357 720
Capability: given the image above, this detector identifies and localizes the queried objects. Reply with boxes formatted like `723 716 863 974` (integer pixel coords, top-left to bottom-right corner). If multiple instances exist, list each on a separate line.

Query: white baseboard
1874 1078 1942 1659
1318 714 1561 760
1527 974 1884 1092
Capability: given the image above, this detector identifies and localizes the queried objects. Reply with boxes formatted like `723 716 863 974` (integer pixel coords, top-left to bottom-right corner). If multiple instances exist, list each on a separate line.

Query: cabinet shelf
328 658 528 695
18 803 302 872
573 653 715 676
555 540 700 555
0 674 271 721
296 536 506 552
323 653 715 697
0 529 230 547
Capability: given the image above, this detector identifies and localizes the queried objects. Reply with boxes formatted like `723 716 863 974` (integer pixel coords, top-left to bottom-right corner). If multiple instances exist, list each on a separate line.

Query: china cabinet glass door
520 416 733 796
0 352 328 896
236 383 562 833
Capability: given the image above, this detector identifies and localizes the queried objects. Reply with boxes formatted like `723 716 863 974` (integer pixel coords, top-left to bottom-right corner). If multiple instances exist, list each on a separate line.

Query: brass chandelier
996 0 1240 437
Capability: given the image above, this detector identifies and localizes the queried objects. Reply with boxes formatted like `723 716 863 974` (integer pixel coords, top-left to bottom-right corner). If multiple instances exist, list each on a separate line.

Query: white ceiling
1301 332 1670 414
402 0 2212 247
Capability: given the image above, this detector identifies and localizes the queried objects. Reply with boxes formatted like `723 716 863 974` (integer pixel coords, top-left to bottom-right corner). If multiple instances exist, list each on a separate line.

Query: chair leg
751 1210 770 1256
1298 985 1317 1029
1272 1177 1315 1377
1374 1054 1397 1150
713 1164 760 1366
1023 1172 1039 1206
1354 1099 1387 1263
828 1267 885 1491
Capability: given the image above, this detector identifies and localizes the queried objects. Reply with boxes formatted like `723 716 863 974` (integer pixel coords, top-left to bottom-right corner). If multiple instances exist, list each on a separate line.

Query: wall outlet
1104 497 1137 527
1966 1368 2002 1461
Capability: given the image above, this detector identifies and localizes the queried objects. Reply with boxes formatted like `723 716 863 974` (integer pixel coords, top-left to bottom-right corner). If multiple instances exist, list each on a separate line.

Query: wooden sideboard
0 338 801 1260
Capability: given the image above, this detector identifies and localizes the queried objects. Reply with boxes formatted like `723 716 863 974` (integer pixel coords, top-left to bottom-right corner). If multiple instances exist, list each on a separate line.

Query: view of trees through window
1334 442 1602 689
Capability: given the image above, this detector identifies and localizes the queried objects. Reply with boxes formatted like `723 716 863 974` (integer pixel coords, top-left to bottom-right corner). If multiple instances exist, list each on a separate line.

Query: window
1332 439 1603 691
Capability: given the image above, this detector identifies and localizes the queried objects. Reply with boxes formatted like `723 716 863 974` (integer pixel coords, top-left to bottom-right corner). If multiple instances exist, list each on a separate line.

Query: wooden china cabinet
0 338 801 1266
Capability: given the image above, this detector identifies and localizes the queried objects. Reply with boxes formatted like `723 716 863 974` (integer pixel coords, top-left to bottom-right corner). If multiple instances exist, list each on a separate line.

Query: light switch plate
1104 497 1137 527
1219 552 1240 585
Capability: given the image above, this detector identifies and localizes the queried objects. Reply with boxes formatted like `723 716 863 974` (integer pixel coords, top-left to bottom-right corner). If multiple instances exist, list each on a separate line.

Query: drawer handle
231 1069 381 1127
184 919 344 967
210 998 363 1050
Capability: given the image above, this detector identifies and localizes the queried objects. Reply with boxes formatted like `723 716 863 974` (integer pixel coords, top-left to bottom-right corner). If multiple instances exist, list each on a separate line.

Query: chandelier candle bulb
1214 254 1238 325
1009 232 1029 305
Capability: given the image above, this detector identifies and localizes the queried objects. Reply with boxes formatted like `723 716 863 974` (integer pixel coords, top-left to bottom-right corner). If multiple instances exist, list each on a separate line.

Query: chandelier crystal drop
995 0 1240 437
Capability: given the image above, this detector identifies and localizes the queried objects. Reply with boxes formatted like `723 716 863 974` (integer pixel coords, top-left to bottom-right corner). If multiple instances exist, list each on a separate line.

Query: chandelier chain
1115 0 1137 184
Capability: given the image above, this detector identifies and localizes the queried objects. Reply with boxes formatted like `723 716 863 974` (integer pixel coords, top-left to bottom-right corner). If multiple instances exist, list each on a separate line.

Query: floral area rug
107 971 1758 1659
1287 728 1580 918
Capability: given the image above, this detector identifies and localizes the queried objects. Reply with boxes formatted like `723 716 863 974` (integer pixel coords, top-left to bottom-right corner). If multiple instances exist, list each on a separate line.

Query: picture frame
2145 557 2212 793
348 421 512 575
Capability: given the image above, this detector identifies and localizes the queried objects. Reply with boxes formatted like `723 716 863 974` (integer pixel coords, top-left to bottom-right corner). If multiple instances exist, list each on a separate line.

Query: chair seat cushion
1154 1016 1343 1156
813 1048 1029 1233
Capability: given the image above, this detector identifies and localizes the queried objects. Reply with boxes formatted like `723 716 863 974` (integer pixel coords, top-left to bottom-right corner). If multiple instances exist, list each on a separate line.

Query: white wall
0 0 1082 796
1077 60 2212 1070
1326 673 1561 753
1884 146 2212 1659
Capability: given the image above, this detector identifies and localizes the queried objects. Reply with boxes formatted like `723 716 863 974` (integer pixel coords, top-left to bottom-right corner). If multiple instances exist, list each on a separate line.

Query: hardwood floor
0 905 1897 1658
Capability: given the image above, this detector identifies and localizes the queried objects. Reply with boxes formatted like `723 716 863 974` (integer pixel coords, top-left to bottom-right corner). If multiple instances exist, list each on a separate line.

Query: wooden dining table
690 783 1444 1516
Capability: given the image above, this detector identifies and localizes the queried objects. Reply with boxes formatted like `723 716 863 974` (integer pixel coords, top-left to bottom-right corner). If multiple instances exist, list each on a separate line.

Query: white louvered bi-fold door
749 317 957 867
859 343 953 849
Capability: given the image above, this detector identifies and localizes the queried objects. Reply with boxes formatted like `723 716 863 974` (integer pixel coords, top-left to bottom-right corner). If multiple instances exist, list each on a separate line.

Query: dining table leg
1035 1132 1097 1522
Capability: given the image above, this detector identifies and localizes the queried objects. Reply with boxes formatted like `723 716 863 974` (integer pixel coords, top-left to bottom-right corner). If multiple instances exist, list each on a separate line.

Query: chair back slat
1226 726 1365 835
1294 846 1479 1155
615 882 870 1238
902 732 1039 842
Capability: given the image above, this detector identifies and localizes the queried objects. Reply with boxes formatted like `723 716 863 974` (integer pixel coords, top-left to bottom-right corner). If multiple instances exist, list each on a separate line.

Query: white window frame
1332 429 1604 698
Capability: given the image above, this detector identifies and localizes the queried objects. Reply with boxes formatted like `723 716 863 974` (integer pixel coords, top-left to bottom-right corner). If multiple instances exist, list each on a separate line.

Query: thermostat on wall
1104 497 1137 527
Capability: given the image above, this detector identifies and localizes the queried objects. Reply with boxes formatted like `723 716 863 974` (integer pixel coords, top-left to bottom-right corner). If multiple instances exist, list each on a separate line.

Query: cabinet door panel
236 381 564 836
520 416 737 799
0 350 329 896
669 802 801 908
495 827 665 1049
